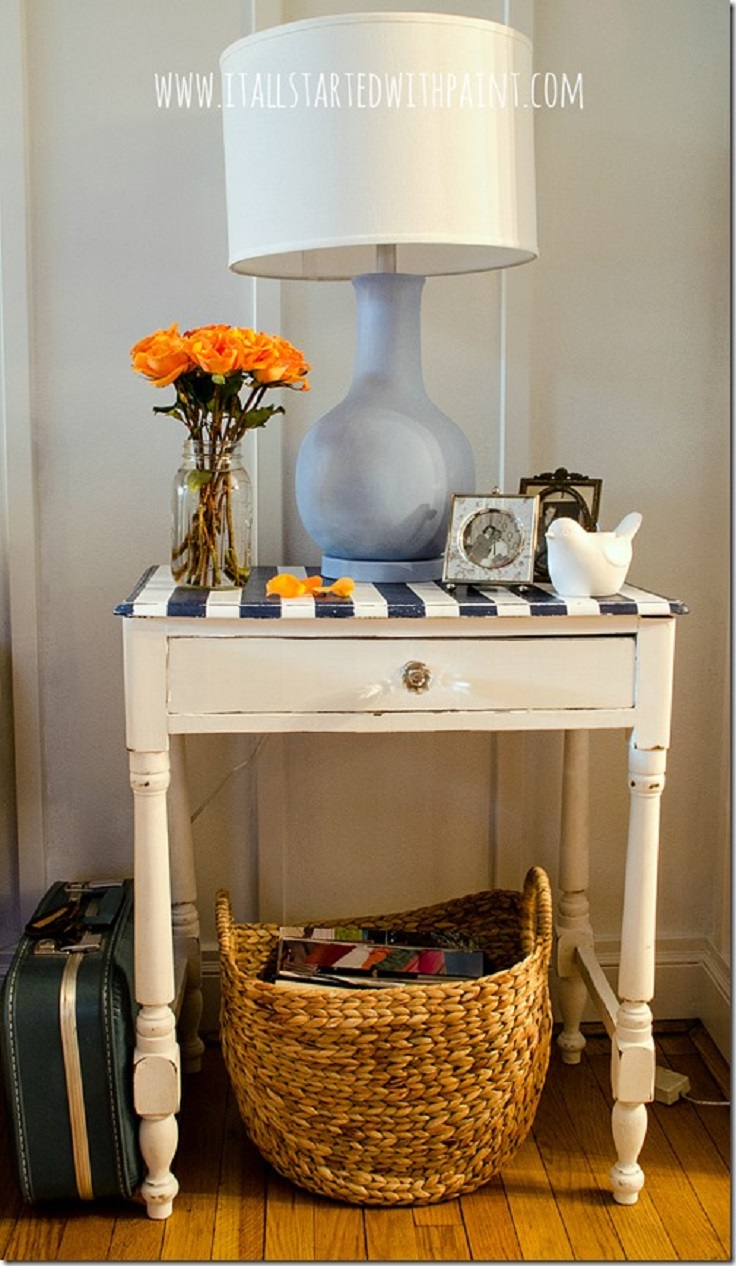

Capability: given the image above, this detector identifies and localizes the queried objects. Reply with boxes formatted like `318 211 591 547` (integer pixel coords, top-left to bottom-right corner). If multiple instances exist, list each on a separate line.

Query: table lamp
220 12 537 581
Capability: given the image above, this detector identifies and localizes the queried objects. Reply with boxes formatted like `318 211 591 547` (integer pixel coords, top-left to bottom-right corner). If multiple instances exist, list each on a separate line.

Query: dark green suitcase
0 880 143 1202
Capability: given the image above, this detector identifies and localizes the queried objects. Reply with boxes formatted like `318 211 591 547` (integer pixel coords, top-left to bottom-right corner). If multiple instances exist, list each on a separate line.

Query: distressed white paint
168 734 205 1074
122 596 677 1213
129 747 180 1219
167 634 636 717
556 730 593 1063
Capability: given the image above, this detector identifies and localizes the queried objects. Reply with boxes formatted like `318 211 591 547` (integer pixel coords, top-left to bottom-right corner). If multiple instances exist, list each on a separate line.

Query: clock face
461 508 525 570
443 494 539 586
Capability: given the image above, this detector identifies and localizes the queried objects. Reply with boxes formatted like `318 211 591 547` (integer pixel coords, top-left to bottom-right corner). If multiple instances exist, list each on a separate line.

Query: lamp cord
190 735 269 823
681 1092 730 1108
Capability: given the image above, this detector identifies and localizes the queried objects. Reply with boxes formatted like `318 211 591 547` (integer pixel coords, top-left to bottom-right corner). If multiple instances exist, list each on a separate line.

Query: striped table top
115 566 688 621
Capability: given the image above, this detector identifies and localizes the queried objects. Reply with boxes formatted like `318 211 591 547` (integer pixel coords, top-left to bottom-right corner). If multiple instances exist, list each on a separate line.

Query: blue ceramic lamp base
295 273 476 585
321 554 444 582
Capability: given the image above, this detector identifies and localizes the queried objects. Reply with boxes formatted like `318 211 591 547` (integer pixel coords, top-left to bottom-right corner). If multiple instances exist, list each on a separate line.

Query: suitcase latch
34 931 103 956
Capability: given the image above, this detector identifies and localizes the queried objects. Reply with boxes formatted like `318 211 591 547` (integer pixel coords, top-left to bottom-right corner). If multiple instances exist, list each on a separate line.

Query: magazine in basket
273 922 487 989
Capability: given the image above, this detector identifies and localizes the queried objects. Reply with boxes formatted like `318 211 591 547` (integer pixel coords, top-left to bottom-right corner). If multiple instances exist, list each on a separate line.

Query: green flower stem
173 455 245 587
224 473 235 553
167 369 304 587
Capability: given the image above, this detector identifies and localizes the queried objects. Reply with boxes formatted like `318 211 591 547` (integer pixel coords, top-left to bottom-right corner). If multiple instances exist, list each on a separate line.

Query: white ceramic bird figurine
546 512 642 598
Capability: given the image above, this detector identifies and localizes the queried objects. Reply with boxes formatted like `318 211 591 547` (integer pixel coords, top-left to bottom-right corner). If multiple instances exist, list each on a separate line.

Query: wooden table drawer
167 635 636 716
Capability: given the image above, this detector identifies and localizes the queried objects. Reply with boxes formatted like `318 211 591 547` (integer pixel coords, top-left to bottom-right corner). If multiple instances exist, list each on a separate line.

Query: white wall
0 0 729 1048
0 0 265 945
522 0 730 1023
503 0 729 1052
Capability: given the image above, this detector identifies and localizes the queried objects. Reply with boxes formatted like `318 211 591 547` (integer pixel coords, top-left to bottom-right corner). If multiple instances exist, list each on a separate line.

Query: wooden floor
0 1023 729 1261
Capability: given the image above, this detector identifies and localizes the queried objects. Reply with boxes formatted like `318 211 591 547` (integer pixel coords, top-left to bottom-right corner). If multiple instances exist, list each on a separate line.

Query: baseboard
546 934 731 1062
200 935 732 1060
694 939 732 1062
2 936 728 1061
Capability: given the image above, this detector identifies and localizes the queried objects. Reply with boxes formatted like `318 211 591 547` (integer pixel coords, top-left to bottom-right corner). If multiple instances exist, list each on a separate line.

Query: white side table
115 566 686 1219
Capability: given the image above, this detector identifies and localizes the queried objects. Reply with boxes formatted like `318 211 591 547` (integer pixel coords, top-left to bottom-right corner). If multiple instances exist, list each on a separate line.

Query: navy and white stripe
115 565 688 620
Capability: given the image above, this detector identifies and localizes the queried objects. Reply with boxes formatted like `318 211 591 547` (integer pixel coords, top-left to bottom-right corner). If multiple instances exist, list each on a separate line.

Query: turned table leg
130 749 180 1220
609 742 666 1205
169 734 205 1074
556 729 593 1064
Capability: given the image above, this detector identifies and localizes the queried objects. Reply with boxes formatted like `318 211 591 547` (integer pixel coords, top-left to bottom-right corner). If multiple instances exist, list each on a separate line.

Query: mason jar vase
171 439 252 588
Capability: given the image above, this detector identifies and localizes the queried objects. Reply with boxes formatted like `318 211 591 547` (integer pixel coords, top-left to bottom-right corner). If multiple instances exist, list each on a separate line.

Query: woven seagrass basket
215 865 552 1207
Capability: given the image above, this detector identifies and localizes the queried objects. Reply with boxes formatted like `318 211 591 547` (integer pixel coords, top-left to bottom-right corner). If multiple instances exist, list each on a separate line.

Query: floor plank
412 1189 469 1259
414 1222 472 1260
211 1093 267 1261
650 1080 731 1254
107 1203 166 1263
161 1048 230 1262
413 1199 464 1225
500 1133 574 1260
364 1207 423 1261
3 1206 68 1263
54 1206 117 1261
313 1199 367 1261
460 1176 522 1261
264 1171 315 1261
689 1023 731 1097
533 1050 627 1260
659 1043 731 1165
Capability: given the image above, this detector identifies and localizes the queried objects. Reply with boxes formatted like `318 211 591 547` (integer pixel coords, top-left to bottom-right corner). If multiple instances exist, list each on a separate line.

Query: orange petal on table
301 575 324 594
265 574 308 598
326 577 356 597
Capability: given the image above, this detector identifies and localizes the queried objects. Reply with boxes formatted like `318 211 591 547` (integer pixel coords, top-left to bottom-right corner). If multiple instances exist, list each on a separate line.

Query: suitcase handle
25 899 81 941
25 882 125 945
81 886 125 929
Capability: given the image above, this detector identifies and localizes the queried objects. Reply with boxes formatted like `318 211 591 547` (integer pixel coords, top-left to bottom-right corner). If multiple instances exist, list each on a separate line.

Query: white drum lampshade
221 12 537 580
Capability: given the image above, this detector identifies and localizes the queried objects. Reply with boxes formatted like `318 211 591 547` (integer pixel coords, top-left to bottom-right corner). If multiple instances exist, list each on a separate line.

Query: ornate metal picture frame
518 467 603 581
442 493 539 587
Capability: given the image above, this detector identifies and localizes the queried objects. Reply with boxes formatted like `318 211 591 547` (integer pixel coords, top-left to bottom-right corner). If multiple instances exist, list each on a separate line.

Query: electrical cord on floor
681 1092 730 1107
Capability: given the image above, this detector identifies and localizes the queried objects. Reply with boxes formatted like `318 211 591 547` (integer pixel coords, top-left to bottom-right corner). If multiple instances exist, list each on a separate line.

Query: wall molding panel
0 0 47 922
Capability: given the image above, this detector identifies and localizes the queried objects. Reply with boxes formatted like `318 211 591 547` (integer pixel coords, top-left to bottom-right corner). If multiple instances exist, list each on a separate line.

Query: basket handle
519 866 553 967
215 888 235 960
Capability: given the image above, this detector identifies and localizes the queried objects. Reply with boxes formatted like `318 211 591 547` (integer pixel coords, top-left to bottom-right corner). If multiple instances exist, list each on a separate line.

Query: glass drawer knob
403 660 431 693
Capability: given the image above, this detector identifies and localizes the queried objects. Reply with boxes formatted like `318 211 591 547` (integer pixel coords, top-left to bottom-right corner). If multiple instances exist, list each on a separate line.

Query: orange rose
132 321 310 402
130 323 191 388
272 334 311 388
266 334 311 388
238 330 310 388
184 324 243 376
